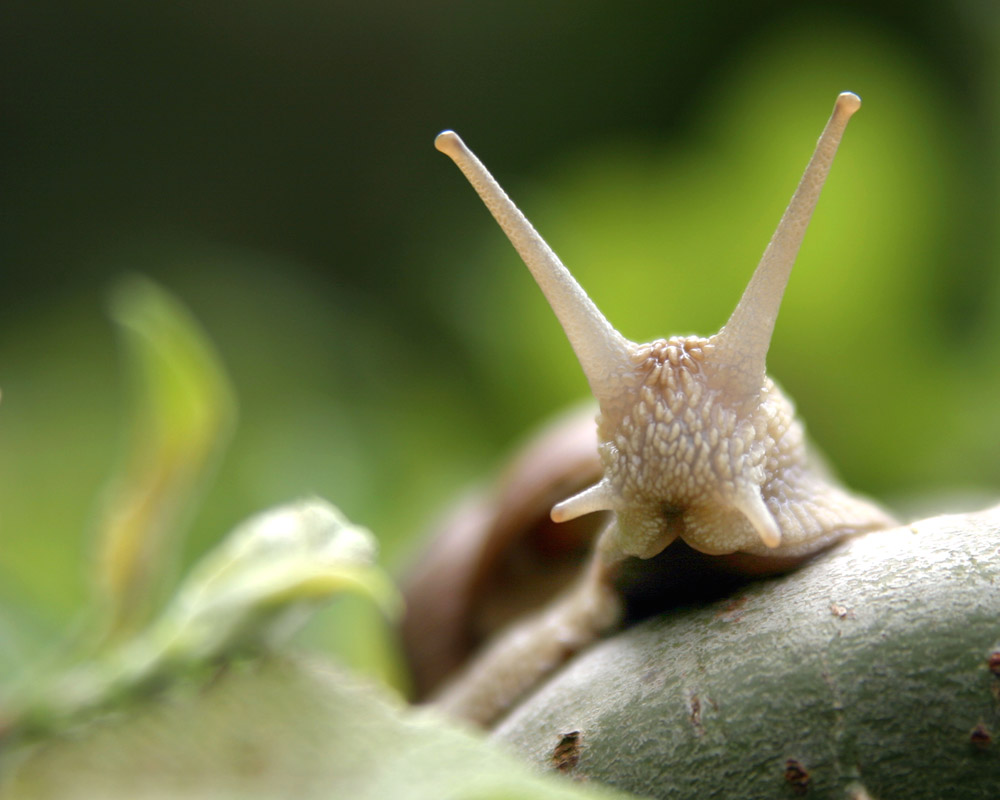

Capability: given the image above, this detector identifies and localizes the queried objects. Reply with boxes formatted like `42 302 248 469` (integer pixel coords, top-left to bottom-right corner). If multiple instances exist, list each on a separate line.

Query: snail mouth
613 539 752 622
613 538 819 625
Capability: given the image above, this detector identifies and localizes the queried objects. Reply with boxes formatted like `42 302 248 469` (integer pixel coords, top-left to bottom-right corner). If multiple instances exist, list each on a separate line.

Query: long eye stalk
435 131 635 408
711 92 861 398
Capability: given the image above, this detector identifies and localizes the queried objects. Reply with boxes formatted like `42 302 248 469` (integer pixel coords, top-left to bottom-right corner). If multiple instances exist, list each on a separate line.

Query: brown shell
400 406 604 698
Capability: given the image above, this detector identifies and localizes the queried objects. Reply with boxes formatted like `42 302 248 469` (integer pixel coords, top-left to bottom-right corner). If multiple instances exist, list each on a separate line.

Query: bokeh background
2 1 999 686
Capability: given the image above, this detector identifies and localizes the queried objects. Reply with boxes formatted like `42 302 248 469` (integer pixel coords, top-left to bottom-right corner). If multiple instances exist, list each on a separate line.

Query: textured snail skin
430 93 897 725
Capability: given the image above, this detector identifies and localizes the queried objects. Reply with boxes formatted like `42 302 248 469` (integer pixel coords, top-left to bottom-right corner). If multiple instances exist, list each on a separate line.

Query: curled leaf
96 278 236 640
8 500 397 736
153 498 401 662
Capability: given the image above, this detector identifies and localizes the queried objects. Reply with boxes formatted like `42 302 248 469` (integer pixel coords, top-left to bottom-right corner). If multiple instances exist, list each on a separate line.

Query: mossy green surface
1 658 634 800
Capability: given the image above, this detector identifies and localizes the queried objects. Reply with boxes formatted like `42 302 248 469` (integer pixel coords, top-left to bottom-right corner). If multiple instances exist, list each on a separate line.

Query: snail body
422 93 896 725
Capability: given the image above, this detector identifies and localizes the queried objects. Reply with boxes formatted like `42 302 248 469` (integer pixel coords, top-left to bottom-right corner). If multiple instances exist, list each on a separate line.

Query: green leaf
1 658 636 800
149 497 400 662
95 277 236 640
8 499 397 733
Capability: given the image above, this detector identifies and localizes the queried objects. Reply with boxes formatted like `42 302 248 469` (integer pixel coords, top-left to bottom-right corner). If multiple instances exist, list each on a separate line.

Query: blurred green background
1 1 998 686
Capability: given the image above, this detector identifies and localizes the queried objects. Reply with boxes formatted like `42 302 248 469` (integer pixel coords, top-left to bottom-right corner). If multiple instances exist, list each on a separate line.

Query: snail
405 92 897 726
